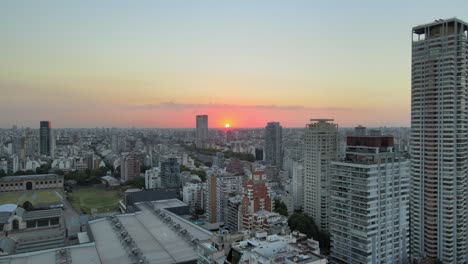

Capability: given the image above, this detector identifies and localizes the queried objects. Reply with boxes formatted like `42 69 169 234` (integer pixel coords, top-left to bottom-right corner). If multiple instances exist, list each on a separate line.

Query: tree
190 169 207 182
180 165 191 172
128 176 145 188
140 165 151 173
36 164 50 174
0 169 5 178
288 212 330 252
195 208 205 215
22 201 34 211
273 199 288 217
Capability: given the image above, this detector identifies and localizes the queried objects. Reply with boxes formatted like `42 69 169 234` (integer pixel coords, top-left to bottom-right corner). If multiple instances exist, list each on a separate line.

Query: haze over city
2 0 468 128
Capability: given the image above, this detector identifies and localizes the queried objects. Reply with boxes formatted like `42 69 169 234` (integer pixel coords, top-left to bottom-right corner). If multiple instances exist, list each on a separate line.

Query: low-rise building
0 174 63 192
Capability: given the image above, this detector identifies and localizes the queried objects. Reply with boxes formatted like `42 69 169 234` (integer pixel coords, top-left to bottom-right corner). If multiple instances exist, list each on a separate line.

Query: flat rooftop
1 199 212 264
88 201 212 264
0 243 101 264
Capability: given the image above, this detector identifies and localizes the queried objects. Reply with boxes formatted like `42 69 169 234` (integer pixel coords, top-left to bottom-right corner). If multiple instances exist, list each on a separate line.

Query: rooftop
0 174 63 183
0 243 100 264
88 201 212 264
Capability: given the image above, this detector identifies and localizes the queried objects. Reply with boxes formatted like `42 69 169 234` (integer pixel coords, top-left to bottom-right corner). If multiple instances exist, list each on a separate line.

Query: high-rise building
205 171 244 223
291 160 304 210
354 125 367 136
264 122 282 167
120 152 141 183
226 195 243 232
182 182 204 213
303 119 338 231
330 135 409 264
160 157 180 188
39 121 52 156
196 115 208 148
411 18 468 263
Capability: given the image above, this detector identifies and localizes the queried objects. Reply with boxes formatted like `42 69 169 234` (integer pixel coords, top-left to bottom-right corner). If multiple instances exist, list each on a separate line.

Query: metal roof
23 208 61 221
88 202 212 264
0 212 10 224
0 243 101 264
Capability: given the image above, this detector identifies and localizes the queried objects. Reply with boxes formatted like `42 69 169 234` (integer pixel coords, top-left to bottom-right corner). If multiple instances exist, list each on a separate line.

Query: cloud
129 101 353 112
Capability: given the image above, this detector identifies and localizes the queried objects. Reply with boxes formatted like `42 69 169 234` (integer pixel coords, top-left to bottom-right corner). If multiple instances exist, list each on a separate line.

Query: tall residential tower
330 135 409 264
411 18 468 263
196 115 208 148
264 122 282 167
39 121 52 157
303 119 338 231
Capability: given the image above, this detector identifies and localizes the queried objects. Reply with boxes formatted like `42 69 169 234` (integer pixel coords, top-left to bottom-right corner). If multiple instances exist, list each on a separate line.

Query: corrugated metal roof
23 208 61 221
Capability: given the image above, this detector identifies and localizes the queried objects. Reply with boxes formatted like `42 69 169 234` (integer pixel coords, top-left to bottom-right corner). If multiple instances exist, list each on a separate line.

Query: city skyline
2 1 468 128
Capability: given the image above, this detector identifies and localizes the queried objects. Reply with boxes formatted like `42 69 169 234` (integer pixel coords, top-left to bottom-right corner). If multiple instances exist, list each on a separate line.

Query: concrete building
160 157 180 188
242 179 272 215
226 232 327 264
182 182 204 213
144 167 161 189
291 161 304 210
330 135 409 264
39 121 53 157
264 122 282 167
205 172 244 223
196 115 209 148
0 174 63 192
242 210 290 235
120 152 141 183
303 119 338 231
411 18 468 263
226 195 243 232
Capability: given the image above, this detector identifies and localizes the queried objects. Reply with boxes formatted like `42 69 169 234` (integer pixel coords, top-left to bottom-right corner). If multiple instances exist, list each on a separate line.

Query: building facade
291 161 304 210
411 18 468 263
0 174 64 192
144 167 161 189
120 152 141 183
196 115 209 148
303 119 338 231
39 121 53 157
160 157 180 188
182 182 204 213
205 172 244 223
264 122 282 167
330 136 409 264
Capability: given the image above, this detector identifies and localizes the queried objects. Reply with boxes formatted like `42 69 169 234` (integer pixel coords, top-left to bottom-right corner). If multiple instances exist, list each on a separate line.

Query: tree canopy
288 212 331 252
273 198 288 217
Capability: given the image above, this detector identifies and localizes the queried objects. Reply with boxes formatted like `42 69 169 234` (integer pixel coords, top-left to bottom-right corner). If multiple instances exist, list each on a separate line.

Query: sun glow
225 123 231 128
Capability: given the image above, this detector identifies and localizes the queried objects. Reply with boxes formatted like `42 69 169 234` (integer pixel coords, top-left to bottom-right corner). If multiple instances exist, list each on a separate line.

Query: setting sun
225 123 231 128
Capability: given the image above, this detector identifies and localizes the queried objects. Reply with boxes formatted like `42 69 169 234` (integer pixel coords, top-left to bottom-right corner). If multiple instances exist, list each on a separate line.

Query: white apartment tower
330 135 409 264
411 18 468 263
303 119 338 231
196 115 208 148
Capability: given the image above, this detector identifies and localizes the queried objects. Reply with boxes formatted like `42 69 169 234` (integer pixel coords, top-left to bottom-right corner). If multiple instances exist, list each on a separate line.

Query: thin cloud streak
130 102 356 112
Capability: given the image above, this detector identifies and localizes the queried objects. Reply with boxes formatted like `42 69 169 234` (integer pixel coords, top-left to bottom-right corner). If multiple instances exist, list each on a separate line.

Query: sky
1 0 468 128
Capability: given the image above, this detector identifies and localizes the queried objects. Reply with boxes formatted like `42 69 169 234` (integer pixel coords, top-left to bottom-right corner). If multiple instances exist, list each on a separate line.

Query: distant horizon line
1 126 411 130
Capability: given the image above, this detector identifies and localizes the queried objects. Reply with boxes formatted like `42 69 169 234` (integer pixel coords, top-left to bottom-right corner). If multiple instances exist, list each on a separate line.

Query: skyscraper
196 115 208 148
39 121 52 156
264 122 282 167
330 135 409 264
303 119 338 231
411 18 468 263
160 157 180 188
